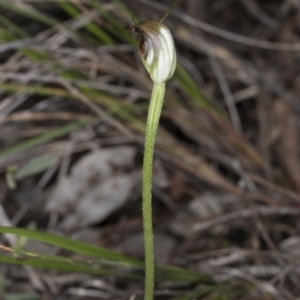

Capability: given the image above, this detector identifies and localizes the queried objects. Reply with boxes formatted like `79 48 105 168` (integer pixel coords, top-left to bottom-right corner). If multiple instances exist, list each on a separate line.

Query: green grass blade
14 153 60 180
170 286 220 300
175 64 217 111
0 121 88 160
156 265 213 283
0 27 16 42
0 244 142 279
0 226 140 264
0 15 29 38
0 84 72 97
0 3 59 27
0 227 213 283
88 0 136 44
0 255 140 279
4 292 40 300
21 49 52 61
58 2 114 44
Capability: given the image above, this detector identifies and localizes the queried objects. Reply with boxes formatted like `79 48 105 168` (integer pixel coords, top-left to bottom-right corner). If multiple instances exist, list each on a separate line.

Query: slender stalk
143 82 165 300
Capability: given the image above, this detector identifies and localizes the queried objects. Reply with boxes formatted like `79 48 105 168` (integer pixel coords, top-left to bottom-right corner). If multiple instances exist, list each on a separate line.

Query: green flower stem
143 82 166 300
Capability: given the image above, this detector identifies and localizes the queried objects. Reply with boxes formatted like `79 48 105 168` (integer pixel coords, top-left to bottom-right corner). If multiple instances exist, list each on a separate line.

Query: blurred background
0 0 300 299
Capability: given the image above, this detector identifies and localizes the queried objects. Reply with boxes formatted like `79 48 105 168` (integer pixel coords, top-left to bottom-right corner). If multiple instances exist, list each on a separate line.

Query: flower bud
130 21 177 84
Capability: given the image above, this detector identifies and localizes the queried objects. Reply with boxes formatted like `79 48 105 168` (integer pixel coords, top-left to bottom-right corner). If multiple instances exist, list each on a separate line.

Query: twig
193 206 300 232
58 78 134 137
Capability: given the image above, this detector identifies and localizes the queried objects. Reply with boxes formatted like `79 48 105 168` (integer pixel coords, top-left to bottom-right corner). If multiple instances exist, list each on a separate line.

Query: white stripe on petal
146 47 154 66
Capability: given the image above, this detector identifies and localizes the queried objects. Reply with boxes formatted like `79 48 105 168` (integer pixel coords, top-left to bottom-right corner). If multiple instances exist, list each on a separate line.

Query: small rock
46 147 139 231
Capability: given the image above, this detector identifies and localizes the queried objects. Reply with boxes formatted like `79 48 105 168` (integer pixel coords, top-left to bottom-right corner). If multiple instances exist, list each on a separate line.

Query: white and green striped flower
130 21 177 84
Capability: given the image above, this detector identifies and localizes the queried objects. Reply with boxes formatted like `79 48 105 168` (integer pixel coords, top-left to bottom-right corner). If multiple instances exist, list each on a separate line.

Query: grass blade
0 121 89 161
58 2 114 44
0 226 139 264
0 226 213 283
0 3 59 27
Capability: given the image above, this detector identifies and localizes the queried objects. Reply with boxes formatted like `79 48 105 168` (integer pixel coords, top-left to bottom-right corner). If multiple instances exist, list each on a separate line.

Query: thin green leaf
0 227 213 283
0 245 141 279
21 49 52 61
0 27 16 42
0 15 29 38
175 64 217 111
170 286 220 300
0 84 71 97
58 2 114 44
0 227 139 264
88 0 136 44
0 3 59 27
4 292 40 300
0 255 138 279
157 264 213 283
0 121 88 161
14 153 61 180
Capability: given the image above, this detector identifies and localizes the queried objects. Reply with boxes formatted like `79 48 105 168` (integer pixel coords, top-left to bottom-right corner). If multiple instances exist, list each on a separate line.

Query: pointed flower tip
131 21 177 84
